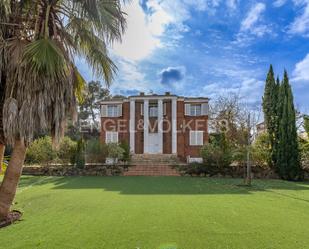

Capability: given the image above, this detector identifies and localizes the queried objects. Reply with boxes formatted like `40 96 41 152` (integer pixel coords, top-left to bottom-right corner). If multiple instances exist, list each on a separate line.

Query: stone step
123 165 180 176
131 154 180 166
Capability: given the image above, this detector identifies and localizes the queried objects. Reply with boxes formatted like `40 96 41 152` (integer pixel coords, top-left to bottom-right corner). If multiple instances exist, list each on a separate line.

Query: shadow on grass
18 176 309 198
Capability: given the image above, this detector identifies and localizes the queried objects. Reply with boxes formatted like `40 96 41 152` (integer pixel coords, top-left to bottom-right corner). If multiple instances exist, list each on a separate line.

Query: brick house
100 92 209 162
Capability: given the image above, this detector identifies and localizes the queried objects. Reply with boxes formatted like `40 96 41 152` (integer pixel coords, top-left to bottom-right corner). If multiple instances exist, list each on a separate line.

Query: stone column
158 99 163 153
172 98 177 154
129 99 135 153
143 99 149 153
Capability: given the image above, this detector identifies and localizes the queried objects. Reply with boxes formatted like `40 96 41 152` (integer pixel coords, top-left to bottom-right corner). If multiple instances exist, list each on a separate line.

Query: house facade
100 92 209 162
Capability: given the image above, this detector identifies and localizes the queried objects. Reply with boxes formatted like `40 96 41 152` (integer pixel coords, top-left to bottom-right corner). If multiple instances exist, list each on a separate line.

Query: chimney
140 92 145 96
165 92 171 96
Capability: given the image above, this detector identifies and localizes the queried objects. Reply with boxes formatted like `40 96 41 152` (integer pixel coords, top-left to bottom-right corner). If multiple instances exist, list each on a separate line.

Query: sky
77 0 309 112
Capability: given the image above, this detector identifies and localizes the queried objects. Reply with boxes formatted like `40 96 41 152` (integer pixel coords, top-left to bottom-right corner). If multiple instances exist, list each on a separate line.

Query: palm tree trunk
0 140 26 220
0 144 4 174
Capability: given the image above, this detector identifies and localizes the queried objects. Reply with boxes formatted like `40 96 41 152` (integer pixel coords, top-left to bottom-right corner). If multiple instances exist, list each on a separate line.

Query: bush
201 134 232 169
251 133 271 167
119 140 131 163
26 136 57 164
74 138 86 169
0 156 10 175
57 137 77 163
301 141 309 170
85 139 108 163
26 136 77 165
106 143 125 163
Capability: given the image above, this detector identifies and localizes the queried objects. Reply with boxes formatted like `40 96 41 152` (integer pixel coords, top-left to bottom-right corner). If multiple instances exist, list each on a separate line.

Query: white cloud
235 2 271 44
289 1 309 35
273 0 288 7
226 0 238 10
112 1 163 61
112 0 195 61
111 58 150 93
241 3 266 32
292 53 309 81
112 0 229 61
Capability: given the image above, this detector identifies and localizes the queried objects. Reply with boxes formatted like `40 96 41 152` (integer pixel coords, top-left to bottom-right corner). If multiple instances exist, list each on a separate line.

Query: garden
0 176 308 249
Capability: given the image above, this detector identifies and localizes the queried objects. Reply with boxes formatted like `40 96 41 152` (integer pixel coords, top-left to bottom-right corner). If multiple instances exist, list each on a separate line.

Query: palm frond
21 38 68 79
73 67 86 104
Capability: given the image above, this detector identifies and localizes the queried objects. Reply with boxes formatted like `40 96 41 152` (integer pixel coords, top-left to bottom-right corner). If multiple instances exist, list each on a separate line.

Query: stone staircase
124 154 181 176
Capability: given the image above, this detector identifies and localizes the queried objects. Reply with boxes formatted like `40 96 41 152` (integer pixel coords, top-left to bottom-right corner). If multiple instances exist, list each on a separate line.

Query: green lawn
0 176 309 249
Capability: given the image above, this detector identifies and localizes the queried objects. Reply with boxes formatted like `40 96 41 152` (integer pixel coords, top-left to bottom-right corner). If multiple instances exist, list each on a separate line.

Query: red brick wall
134 101 144 154
100 102 130 144
163 100 172 154
177 100 209 161
100 99 209 161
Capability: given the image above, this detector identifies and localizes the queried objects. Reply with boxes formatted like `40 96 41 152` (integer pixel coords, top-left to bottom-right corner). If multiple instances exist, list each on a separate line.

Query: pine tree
262 65 279 167
276 71 303 180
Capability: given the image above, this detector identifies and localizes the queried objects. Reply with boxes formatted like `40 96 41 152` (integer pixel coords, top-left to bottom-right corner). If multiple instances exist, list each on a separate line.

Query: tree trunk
0 144 4 174
0 140 26 220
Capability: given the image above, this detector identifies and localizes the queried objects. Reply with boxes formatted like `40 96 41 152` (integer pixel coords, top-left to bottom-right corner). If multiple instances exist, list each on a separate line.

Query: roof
99 92 209 104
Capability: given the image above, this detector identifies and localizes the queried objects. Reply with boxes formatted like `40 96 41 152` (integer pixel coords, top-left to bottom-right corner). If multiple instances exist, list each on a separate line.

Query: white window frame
189 131 204 146
190 104 202 116
105 131 118 143
140 103 144 116
163 102 167 116
107 105 119 117
149 104 158 117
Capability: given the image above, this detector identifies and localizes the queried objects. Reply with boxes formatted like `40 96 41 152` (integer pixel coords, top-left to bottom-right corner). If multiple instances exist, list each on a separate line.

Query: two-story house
100 92 209 162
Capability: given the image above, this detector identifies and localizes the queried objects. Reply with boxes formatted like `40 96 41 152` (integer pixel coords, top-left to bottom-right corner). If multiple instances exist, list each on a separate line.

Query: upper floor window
185 103 209 116
149 104 158 117
101 104 122 117
190 104 201 116
107 105 119 117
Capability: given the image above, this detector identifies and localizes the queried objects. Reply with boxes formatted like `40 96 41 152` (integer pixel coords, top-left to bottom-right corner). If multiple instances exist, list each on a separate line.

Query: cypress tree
262 65 279 167
276 71 303 180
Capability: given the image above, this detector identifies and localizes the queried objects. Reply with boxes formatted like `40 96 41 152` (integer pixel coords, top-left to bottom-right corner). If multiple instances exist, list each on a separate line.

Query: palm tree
0 0 127 219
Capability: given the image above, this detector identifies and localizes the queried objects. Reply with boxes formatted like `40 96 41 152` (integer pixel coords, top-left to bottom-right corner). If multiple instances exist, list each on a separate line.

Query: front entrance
147 133 161 154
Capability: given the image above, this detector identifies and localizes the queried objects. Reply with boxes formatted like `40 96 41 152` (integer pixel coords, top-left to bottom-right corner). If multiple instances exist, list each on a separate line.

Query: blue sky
77 0 309 112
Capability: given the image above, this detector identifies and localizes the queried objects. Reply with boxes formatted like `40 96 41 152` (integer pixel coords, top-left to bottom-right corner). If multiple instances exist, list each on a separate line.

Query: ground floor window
189 131 204 146
106 131 118 143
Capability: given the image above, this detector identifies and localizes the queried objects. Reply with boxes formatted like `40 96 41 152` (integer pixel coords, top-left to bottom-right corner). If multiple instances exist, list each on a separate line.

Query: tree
0 0 127 220
276 71 303 180
262 65 279 167
79 81 110 125
304 115 309 135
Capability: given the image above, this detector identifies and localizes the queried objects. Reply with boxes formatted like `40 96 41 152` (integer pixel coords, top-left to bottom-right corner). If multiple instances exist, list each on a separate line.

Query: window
190 104 201 116
149 104 158 117
107 105 119 117
140 103 144 116
190 131 204 146
106 131 118 143
185 103 208 116
163 102 167 116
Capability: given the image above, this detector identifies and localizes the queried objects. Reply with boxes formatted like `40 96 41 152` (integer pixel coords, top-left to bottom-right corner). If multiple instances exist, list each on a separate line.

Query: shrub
1 158 8 176
57 137 77 163
26 136 77 165
301 141 309 170
251 133 271 167
85 139 108 163
106 143 125 162
26 136 57 164
201 134 232 169
74 138 86 168
119 140 131 163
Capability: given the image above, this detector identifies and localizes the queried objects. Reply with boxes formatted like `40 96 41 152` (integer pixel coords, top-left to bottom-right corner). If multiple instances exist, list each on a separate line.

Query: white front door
148 133 161 154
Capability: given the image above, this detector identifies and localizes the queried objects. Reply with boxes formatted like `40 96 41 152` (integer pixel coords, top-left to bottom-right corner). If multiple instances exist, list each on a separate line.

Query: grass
0 176 309 249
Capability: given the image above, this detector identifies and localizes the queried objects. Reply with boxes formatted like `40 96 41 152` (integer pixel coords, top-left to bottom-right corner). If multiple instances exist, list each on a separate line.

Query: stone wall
22 164 128 176
177 164 309 179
